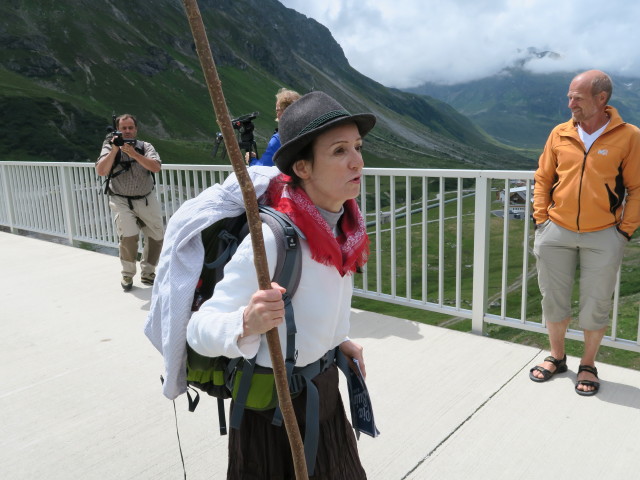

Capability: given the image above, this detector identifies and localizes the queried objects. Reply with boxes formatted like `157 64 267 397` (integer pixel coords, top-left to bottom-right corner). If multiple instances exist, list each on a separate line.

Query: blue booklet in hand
348 358 380 438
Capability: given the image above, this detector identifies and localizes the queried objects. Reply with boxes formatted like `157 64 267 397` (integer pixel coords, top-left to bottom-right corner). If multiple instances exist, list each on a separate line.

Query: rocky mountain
407 57 640 150
0 0 534 169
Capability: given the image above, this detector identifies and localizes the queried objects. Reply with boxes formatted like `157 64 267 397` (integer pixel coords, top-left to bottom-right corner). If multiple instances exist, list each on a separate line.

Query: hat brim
274 113 376 176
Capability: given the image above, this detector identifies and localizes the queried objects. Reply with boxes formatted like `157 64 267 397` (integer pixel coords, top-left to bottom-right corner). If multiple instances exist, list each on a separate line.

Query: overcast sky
279 0 640 88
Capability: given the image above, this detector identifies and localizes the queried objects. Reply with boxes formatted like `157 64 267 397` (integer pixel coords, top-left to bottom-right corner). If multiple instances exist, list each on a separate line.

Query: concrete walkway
2 230 640 479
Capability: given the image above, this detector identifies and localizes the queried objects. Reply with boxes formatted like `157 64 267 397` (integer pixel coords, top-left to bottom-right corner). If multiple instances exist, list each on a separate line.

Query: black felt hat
273 91 376 175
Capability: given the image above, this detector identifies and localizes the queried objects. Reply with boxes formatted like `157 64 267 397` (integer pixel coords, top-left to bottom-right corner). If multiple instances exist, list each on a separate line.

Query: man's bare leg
576 326 606 393
531 317 570 380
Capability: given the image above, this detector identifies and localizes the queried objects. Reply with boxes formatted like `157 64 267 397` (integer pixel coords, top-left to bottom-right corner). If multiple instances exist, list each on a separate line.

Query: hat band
296 109 350 137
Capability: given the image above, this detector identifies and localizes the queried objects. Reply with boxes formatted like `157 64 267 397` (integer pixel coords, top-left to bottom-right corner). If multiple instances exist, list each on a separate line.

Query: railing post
471 173 491 334
1 163 17 233
59 165 77 244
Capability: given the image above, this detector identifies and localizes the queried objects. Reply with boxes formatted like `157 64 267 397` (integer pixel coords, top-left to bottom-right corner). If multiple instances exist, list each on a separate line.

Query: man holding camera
96 114 164 291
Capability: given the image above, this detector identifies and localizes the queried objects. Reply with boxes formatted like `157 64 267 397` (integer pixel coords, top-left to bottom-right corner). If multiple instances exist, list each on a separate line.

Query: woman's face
292 122 364 212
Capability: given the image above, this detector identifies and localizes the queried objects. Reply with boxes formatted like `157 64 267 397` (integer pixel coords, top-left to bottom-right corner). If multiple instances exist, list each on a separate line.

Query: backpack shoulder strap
229 206 303 431
258 205 303 296
135 140 156 186
134 140 146 155
262 206 302 426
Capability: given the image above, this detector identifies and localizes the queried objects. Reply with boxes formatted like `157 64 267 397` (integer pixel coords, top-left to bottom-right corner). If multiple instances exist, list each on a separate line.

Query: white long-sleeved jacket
186 221 353 369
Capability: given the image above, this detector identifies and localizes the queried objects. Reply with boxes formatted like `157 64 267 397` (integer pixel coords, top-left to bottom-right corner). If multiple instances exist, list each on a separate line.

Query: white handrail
1 161 638 353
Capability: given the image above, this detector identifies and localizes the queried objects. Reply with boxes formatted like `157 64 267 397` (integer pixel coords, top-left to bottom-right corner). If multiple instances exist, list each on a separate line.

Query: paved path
2 231 640 479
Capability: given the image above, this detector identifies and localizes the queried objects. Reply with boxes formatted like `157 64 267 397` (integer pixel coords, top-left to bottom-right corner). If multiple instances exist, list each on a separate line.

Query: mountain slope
408 67 640 150
0 0 534 169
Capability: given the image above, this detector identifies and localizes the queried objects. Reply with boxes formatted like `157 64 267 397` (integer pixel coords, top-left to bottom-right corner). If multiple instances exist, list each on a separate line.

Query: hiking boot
141 272 156 286
121 275 133 291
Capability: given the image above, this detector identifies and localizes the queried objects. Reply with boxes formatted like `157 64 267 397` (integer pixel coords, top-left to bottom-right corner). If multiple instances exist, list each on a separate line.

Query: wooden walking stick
180 1 309 478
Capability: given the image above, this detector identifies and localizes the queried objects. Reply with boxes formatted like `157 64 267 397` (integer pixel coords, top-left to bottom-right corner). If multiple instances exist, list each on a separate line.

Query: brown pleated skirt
226 364 367 480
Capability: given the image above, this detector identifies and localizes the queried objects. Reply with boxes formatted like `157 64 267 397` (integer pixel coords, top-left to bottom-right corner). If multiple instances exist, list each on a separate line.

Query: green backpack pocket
186 345 232 399
187 345 296 411
232 369 279 411
231 367 305 411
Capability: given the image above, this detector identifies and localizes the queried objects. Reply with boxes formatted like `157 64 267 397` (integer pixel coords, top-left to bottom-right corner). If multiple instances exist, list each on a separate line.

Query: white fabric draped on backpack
144 166 280 400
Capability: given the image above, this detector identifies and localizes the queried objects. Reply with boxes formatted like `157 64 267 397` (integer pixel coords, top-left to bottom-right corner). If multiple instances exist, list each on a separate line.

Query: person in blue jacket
246 88 300 166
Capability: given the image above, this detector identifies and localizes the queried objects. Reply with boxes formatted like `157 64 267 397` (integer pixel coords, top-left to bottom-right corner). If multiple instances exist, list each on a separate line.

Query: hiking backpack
184 205 304 435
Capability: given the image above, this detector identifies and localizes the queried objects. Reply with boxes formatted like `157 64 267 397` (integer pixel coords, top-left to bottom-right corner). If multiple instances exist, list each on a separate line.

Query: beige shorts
533 220 627 330
109 192 164 241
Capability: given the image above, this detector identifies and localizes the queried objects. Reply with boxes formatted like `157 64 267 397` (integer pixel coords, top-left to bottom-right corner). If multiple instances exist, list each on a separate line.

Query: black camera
231 112 258 132
110 131 136 147
231 112 258 153
212 112 260 159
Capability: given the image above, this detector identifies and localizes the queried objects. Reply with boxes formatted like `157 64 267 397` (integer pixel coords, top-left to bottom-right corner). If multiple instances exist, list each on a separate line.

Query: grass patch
352 176 640 373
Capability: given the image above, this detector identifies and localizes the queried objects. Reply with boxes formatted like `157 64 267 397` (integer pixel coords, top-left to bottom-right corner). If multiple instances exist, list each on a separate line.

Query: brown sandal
529 354 567 382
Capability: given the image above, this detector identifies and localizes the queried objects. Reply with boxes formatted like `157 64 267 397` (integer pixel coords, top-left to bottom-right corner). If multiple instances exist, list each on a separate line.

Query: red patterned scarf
264 174 369 276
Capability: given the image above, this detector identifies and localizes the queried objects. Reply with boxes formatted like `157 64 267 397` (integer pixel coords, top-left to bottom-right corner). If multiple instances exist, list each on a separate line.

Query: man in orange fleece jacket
529 70 640 396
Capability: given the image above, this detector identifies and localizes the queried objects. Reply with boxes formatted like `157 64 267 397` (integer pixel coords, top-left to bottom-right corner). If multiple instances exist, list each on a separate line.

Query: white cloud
280 0 640 87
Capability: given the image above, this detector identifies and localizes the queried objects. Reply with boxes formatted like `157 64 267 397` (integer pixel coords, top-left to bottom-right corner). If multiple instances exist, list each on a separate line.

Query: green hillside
0 0 535 169
409 67 640 151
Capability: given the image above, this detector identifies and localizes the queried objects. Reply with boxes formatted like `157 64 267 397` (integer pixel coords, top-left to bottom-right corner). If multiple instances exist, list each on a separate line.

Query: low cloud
280 0 640 87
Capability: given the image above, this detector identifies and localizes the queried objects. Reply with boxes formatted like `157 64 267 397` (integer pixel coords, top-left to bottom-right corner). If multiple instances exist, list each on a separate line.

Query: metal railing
2 161 639 353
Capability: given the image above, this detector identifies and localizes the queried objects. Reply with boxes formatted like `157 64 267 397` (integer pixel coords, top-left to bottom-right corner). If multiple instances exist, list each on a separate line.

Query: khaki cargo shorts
533 220 627 330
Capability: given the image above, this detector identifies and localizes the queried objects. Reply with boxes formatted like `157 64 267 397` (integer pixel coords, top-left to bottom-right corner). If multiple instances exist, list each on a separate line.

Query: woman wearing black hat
187 91 376 479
